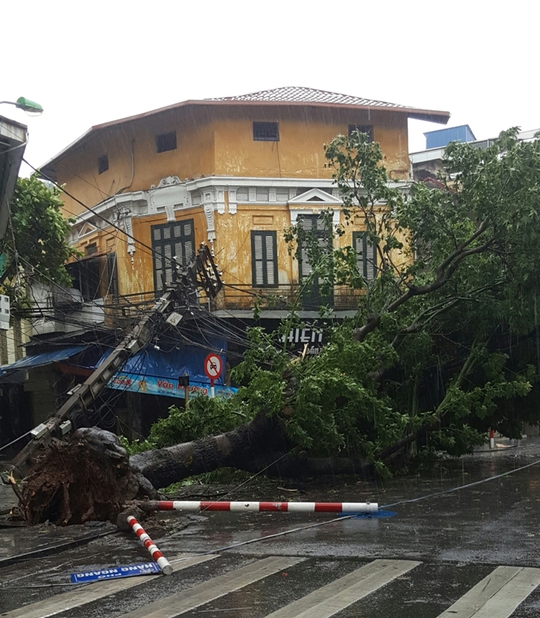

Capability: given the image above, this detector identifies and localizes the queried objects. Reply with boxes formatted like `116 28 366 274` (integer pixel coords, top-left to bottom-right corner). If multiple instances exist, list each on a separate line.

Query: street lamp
0 97 43 115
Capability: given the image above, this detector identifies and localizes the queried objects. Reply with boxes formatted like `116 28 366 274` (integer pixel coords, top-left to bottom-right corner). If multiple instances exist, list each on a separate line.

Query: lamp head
15 97 43 115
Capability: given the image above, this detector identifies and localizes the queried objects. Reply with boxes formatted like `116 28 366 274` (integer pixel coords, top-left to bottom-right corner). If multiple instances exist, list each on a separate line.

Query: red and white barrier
127 515 173 575
140 501 378 514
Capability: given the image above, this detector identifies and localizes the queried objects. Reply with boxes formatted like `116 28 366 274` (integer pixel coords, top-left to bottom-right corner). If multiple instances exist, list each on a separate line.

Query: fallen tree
17 128 540 524
20 407 376 525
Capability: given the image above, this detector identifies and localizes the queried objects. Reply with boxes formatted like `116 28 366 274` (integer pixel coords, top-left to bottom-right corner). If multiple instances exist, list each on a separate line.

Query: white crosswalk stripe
437 565 540 618
3 555 540 617
1 554 216 618
118 555 306 617
264 558 421 618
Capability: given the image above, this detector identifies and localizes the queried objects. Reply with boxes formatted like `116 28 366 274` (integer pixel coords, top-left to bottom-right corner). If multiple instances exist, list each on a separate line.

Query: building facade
39 87 449 325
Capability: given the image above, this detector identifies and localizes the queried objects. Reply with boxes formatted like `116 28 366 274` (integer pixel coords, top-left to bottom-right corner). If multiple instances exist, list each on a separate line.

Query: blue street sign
70 561 161 583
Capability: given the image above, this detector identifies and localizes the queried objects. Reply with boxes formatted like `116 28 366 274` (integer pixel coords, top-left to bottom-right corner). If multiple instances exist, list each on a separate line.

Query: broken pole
132 500 378 514
127 515 173 575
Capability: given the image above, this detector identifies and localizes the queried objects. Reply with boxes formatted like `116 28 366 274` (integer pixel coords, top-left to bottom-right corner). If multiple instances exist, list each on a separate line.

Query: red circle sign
204 354 223 380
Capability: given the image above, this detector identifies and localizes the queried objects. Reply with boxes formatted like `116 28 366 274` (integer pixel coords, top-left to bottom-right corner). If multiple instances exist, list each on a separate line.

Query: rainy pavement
2 436 540 616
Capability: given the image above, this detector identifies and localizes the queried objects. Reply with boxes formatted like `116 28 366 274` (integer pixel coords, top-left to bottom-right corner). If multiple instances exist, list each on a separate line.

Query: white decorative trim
227 188 238 215
216 189 226 215
149 183 187 214
76 221 98 239
117 208 135 257
157 175 182 187
204 203 215 241
289 187 343 206
289 208 340 228
66 176 409 238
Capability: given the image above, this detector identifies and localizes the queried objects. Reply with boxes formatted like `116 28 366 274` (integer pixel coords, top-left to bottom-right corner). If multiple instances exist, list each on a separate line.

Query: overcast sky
3 0 538 177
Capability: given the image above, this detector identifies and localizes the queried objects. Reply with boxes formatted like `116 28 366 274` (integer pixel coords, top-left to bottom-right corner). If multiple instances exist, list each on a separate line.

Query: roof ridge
207 85 409 109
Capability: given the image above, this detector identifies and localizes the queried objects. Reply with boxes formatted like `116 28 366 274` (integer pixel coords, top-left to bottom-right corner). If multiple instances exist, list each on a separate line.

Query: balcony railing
219 284 361 313
37 283 362 335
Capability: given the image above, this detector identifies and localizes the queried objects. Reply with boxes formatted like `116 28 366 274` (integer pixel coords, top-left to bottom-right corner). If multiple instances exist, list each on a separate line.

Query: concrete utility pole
11 244 222 476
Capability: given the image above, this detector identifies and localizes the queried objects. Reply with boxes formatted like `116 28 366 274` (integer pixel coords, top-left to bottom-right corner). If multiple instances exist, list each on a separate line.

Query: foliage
140 395 250 449
142 128 540 474
0 176 77 313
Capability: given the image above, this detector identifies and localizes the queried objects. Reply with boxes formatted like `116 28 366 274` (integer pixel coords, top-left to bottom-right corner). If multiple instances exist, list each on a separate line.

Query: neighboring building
410 125 539 181
0 115 27 241
0 116 30 365
0 115 31 448
0 87 450 440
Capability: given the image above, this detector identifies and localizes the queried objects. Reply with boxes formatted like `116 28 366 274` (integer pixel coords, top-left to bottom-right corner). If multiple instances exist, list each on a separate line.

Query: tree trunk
17 411 290 524
18 409 377 525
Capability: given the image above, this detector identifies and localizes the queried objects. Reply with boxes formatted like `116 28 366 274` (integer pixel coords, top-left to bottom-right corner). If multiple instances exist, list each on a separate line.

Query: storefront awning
0 345 89 376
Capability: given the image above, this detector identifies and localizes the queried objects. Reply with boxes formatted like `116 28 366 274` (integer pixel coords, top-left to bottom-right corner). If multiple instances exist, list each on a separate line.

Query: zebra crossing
3 554 540 618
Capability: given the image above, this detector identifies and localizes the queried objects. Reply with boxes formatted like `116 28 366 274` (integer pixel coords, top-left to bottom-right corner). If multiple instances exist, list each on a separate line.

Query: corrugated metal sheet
425 125 476 149
208 86 408 109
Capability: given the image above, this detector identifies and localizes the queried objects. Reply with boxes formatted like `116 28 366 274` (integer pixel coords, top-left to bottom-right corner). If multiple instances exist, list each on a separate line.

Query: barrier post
127 515 173 575
131 500 378 514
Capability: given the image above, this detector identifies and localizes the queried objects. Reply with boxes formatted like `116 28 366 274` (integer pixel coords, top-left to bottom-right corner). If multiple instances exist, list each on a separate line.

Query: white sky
3 0 538 176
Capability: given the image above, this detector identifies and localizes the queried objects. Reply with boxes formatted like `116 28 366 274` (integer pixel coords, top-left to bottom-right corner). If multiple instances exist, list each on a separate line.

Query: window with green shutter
296 214 333 308
251 231 278 287
152 219 195 291
353 231 378 280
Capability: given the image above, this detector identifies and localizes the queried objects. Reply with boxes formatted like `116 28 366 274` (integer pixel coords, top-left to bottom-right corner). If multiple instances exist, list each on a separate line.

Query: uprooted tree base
18 412 377 525
20 438 141 525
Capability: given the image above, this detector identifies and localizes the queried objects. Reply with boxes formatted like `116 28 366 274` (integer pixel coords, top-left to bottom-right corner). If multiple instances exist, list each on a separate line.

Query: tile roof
208 86 409 109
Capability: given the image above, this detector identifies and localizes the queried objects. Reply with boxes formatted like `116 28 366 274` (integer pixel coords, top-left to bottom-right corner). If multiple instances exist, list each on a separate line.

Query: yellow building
38 86 448 327
0 87 449 441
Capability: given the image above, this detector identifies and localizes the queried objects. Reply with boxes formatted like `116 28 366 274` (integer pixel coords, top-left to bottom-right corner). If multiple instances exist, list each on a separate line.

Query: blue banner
118 344 227 386
108 372 237 399
89 338 238 399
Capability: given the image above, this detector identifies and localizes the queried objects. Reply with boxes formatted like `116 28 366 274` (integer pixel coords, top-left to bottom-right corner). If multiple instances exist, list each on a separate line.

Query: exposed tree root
20 433 142 525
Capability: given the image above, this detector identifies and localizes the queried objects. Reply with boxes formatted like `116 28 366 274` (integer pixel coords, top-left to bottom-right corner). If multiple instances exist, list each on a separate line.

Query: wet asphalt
2 436 540 616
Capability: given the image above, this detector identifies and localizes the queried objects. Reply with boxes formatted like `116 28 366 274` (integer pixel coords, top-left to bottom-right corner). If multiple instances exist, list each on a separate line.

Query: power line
24 157 260 309
23 157 194 275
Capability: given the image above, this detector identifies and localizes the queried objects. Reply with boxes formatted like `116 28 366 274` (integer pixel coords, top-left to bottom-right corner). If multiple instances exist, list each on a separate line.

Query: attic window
156 131 177 153
98 154 109 174
253 122 279 142
348 124 374 142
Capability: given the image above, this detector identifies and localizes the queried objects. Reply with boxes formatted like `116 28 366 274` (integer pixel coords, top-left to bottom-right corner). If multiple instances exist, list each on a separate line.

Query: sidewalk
473 433 531 452
0 480 117 567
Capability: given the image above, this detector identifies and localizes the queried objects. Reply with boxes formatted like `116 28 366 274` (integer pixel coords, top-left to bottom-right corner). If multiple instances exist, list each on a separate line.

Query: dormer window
156 131 177 153
98 154 109 174
253 122 279 142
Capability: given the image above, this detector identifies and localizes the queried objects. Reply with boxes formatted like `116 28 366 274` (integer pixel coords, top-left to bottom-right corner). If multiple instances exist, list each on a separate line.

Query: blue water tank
425 125 476 149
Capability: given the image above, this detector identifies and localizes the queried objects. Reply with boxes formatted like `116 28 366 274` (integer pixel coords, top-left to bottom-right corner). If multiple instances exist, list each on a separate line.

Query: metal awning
0 345 89 376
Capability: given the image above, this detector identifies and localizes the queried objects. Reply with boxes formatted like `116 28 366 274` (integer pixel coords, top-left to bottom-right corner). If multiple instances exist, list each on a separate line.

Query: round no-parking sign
204 354 223 381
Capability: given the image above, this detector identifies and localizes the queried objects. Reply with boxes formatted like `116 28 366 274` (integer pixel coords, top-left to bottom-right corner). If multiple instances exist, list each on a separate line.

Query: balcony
215 284 361 316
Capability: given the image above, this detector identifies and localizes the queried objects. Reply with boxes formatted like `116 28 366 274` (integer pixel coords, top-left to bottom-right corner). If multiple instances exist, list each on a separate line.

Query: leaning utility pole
12 244 222 476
